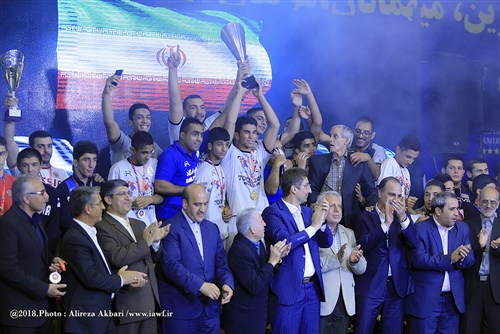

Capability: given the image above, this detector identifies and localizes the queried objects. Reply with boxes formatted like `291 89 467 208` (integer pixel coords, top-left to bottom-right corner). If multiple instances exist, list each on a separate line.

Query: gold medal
250 191 258 200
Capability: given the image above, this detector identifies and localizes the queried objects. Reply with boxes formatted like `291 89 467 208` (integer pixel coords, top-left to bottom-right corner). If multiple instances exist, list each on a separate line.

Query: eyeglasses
111 191 133 197
27 189 46 196
90 200 103 206
354 129 372 137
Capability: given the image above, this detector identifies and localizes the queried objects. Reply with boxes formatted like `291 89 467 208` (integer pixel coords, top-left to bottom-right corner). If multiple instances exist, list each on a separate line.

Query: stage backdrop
1 0 499 183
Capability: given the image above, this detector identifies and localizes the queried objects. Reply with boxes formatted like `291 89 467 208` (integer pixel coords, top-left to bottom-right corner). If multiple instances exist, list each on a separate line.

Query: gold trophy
1 50 24 121
221 22 258 89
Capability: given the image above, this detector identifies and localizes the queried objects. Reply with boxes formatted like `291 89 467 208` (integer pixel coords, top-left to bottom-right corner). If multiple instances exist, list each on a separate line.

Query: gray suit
320 224 366 334
96 212 160 327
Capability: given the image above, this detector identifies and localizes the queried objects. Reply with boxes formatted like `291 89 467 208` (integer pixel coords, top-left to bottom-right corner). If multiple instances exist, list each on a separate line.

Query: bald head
182 184 209 222
479 186 500 219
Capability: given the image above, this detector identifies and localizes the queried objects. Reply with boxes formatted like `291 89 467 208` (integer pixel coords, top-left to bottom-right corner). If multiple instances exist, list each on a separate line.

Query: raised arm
223 79 248 142
3 95 19 168
253 79 280 151
293 79 330 145
167 45 184 125
211 59 250 130
101 74 122 143
278 90 302 147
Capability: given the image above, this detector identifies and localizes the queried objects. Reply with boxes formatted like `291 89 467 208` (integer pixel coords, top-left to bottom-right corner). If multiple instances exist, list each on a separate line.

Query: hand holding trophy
221 22 259 90
1 49 24 121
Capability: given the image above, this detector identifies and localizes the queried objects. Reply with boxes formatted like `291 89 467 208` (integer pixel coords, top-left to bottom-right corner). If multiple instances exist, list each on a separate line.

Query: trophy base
4 107 22 122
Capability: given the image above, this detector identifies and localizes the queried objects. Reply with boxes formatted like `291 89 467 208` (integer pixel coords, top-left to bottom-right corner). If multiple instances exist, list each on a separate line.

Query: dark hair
128 103 150 121
17 148 42 166
0 135 6 149
207 127 230 144
472 174 496 195
292 131 316 150
377 176 400 190
182 94 203 111
433 173 453 184
131 131 154 149
70 186 100 218
100 179 129 207
355 116 374 130
398 135 421 152
246 107 263 117
425 179 445 192
235 116 257 134
466 157 487 173
442 154 464 169
73 141 99 160
28 130 52 147
281 168 308 196
180 117 204 135
431 191 457 213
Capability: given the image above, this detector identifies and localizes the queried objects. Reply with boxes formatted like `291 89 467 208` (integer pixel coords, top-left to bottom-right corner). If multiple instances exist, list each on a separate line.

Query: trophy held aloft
1 49 24 122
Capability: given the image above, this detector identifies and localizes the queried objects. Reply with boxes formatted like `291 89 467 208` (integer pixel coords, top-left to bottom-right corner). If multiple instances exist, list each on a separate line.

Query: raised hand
167 45 182 69
291 90 302 107
292 79 312 95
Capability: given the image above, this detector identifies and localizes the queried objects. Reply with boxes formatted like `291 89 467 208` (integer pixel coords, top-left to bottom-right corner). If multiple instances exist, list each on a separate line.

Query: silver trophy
221 22 258 89
1 50 24 121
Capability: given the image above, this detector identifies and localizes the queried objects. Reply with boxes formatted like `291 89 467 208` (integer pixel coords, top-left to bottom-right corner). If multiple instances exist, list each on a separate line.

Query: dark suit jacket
407 217 475 318
96 212 160 324
61 220 122 334
308 153 377 226
263 199 333 305
158 211 234 320
352 209 419 299
0 205 51 328
464 216 500 304
222 233 274 334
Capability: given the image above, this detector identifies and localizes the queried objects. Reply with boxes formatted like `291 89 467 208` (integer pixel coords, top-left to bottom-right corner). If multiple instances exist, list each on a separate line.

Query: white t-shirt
222 141 271 215
108 158 158 226
377 157 411 198
195 161 227 240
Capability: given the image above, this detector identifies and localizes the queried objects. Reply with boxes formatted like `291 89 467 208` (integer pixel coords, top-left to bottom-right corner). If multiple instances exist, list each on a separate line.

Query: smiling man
155 117 204 220
350 117 387 179
309 125 377 226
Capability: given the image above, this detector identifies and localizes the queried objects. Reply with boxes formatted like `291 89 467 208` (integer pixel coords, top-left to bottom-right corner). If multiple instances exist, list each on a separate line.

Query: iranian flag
56 0 272 113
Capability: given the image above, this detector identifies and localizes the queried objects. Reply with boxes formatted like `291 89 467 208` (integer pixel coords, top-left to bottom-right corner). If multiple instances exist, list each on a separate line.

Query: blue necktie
31 213 46 248
255 241 261 256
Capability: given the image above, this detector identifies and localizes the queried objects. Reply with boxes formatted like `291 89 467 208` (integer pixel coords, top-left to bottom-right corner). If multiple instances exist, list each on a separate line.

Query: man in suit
0 174 66 334
308 124 377 227
61 186 148 334
263 167 333 333
407 191 475 334
352 176 419 334
96 180 170 334
158 183 234 334
222 208 289 334
318 191 366 334
462 186 500 333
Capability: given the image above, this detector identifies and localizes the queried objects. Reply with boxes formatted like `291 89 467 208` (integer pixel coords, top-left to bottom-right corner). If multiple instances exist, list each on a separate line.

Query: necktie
31 213 45 248
255 241 261 255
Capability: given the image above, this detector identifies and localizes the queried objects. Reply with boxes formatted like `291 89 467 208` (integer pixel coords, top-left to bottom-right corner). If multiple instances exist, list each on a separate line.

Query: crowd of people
0 46 499 334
